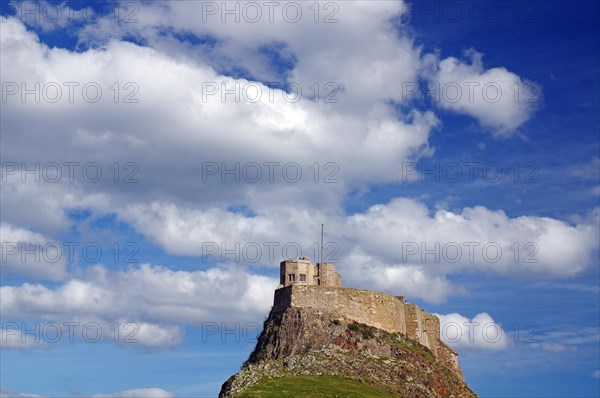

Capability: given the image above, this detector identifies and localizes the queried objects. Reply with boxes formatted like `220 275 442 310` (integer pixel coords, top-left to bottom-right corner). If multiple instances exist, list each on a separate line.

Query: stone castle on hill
276 257 462 377
219 257 476 397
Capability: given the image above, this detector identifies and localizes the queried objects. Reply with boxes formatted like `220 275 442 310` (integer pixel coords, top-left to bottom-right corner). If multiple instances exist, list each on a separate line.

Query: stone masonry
279 256 342 288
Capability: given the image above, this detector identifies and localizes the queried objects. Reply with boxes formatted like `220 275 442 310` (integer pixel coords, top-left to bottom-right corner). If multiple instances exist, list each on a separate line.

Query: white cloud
11 1 538 139
340 248 463 304
92 388 174 398
0 15 437 219
74 1 421 110
592 370 600 379
0 223 68 280
0 167 111 234
117 201 325 258
118 198 599 280
0 328 46 350
344 198 599 278
0 263 276 349
111 198 600 303
436 312 511 351
428 49 540 137
0 5 542 230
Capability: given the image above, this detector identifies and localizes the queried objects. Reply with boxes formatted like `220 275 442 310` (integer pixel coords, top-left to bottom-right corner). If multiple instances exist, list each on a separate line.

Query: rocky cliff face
219 306 477 397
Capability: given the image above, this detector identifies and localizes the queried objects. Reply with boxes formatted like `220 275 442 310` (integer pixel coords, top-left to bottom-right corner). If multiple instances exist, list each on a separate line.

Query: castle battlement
273 259 461 377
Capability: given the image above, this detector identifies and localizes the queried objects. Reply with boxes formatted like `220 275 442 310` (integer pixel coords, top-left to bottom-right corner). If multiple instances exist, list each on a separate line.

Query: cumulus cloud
117 201 329 259
2 177 596 306
345 198 599 277
436 312 511 351
0 5 541 225
0 263 276 349
72 1 422 109
340 248 464 304
106 197 599 303
0 181 66 233
427 49 540 137
0 223 68 280
0 12 548 262
119 198 599 276
0 14 437 219
92 388 174 398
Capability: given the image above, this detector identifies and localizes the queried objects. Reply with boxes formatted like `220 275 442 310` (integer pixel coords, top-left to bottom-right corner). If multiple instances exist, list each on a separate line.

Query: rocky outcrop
219 307 477 397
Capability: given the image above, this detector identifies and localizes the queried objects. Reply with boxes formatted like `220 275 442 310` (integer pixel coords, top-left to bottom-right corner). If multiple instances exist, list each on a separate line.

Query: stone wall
438 341 462 378
404 304 421 343
405 304 441 356
275 285 406 335
272 284 462 377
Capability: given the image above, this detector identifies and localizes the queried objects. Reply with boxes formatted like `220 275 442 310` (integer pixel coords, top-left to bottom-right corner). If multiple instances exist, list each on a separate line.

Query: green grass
348 323 360 332
238 375 394 398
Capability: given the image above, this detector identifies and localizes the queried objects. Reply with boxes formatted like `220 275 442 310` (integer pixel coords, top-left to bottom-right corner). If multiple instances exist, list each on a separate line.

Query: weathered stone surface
219 307 477 397
279 258 342 288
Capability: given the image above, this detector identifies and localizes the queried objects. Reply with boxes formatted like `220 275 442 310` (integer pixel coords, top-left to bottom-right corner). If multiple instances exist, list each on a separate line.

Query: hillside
238 375 395 397
219 306 477 397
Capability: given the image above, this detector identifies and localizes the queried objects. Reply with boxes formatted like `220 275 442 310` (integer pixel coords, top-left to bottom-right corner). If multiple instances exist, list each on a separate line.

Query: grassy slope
238 375 394 398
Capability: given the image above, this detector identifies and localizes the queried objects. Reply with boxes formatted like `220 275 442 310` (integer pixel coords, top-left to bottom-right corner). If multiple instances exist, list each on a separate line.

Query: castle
275 257 462 377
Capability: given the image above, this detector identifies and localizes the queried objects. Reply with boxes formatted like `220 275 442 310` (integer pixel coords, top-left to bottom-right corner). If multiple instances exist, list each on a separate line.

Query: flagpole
320 223 324 264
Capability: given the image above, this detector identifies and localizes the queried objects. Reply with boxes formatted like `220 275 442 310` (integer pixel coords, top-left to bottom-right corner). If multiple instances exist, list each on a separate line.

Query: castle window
299 274 306 282
288 274 295 282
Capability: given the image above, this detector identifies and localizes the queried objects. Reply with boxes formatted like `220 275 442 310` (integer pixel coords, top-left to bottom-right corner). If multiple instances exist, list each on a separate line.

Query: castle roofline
284 258 312 263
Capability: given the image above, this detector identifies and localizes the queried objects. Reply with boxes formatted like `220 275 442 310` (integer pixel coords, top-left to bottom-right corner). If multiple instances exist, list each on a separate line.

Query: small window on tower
288 274 295 282
299 274 306 282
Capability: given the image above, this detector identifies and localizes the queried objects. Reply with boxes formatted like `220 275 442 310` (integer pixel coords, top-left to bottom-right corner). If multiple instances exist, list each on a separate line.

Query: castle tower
279 257 342 288
317 262 342 287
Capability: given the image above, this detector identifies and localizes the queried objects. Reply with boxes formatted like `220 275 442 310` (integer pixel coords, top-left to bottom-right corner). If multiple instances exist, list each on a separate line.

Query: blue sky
0 1 599 397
